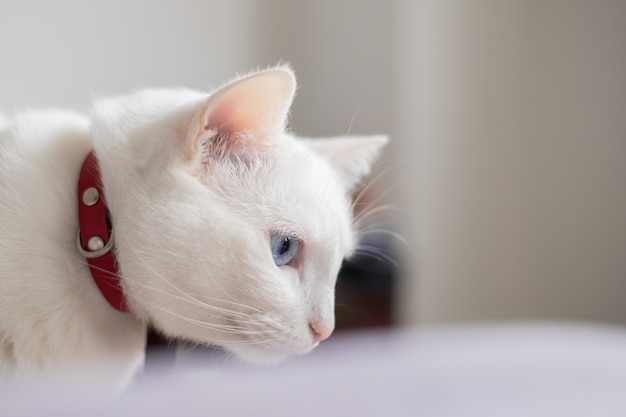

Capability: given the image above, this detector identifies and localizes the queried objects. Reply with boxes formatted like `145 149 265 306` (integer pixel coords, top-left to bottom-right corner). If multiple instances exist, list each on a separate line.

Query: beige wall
0 1 263 109
397 0 626 325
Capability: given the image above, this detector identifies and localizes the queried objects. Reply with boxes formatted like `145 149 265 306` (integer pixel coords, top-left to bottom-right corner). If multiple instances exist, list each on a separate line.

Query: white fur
0 67 387 391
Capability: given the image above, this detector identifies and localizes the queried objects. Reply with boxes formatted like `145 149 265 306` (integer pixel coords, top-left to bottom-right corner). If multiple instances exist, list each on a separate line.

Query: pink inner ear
203 70 295 141
206 95 270 137
186 69 296 162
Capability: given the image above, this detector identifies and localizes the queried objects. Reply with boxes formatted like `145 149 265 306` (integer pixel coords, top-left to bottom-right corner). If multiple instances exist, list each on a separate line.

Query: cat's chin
228 342 319 366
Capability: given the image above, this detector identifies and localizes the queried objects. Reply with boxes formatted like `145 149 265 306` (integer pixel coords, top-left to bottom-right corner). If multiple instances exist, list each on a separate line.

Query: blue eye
270 232 300 266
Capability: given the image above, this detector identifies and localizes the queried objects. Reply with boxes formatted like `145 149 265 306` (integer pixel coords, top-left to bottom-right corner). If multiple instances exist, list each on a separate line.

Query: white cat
0 67 387 392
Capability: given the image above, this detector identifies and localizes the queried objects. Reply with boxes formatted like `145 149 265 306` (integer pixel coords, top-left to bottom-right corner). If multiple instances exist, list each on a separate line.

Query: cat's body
0 110 146 390
0 67 386 391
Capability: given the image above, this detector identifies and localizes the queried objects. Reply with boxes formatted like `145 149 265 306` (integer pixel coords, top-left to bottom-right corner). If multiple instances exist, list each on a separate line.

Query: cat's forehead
275 150 354 251
210 143 355 253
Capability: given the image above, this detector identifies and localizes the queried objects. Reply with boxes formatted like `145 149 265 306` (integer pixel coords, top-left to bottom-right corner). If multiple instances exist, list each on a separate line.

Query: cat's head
91 67 387 364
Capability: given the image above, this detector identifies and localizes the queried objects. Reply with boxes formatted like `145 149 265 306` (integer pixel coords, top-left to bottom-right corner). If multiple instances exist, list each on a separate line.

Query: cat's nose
309 321 334 342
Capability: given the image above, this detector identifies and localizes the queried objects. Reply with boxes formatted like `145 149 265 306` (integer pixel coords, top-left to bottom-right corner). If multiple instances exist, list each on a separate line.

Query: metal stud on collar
76 229 114 258
82 187 100 206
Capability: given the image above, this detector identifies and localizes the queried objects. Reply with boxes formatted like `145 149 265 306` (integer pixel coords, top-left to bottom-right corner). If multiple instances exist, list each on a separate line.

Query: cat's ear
303 135 388 190
186 68 296 160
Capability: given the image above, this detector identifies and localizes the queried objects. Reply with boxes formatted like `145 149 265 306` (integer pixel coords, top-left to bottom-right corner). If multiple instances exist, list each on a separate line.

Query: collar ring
76 229 115 259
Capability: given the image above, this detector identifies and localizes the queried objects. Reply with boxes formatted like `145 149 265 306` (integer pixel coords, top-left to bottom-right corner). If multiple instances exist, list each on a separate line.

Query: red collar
77 151 129 312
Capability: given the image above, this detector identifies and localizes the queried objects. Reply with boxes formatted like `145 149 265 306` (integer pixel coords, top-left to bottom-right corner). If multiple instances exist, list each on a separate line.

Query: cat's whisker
130 243 266 316
345 106 360 137
124 245 264 317
353 245 399 268
125 280 278 338
351 160 402 211
357 215 397 226
350 161 406 230
194 335 273 347
196 266 266 315
352 185 399 226
353 204 399 228
356 228 407 245
88 256 247 324
125 277 255 321
81 261 118 279
139 299 271 340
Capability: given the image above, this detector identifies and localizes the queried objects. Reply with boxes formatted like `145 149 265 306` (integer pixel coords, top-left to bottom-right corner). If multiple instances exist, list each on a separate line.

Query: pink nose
310 322 334 342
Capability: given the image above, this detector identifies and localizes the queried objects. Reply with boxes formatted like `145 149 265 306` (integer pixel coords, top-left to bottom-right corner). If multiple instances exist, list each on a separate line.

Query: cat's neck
77 151 128 312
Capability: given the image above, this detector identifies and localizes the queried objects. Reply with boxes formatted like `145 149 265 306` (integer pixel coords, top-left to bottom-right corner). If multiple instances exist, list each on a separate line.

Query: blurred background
1 0 625 336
